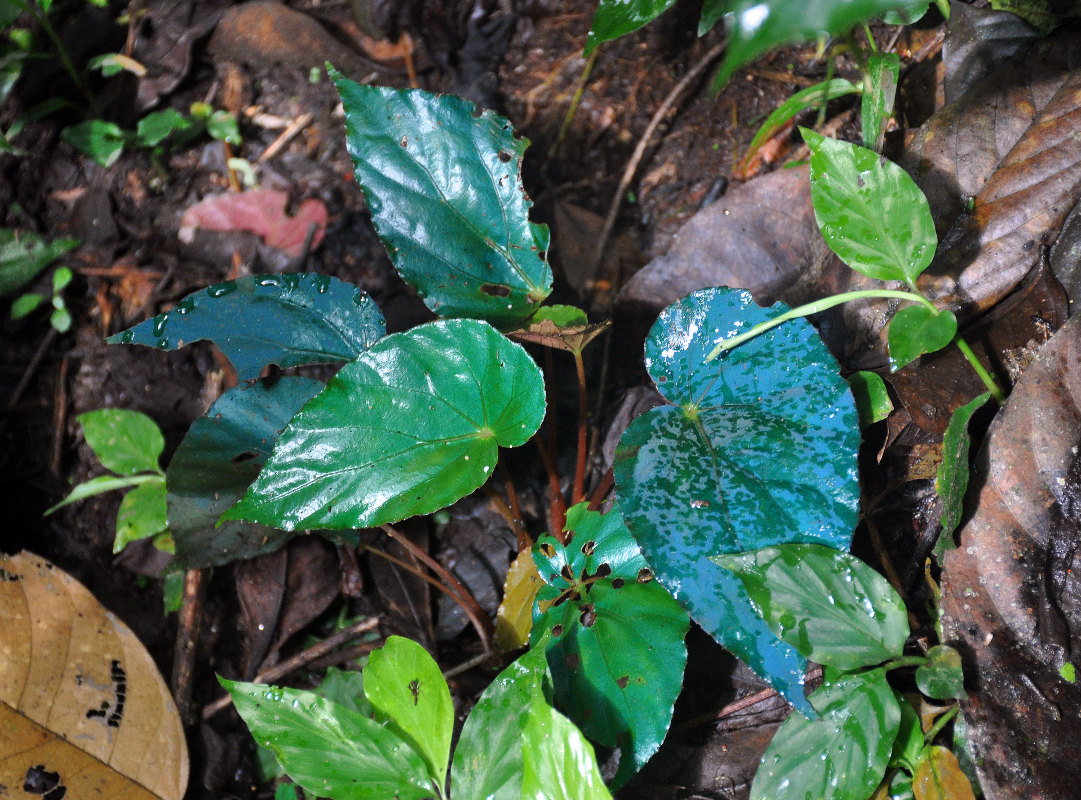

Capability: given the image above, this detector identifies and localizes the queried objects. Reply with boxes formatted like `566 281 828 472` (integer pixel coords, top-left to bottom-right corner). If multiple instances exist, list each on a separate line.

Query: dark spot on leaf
581 540 596 555
612 578 625 589
23 766 64 799
637 568 654 583
566 652 580 669
561 564 574 581
564 529 575 544
231 452 257 464
480 283 511 297
616 675 629 689
857 175 866 189
579 604 596 627
540 543 556 557
399 135 408 148
552 624 563 636
595 563 611 578
497 150 512 163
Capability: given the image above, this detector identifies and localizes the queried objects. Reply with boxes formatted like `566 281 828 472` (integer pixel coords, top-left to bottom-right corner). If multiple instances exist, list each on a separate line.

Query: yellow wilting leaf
913 746 977 800
494 549 542 652
0 551 188 800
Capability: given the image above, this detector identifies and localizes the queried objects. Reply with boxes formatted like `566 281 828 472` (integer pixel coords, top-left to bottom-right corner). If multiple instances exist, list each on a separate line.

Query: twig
173 568 207 726
442 650 501 680
591 39 727 282
202 616 383 719
50 355 70 475
259 112 314 162
6 326 59 413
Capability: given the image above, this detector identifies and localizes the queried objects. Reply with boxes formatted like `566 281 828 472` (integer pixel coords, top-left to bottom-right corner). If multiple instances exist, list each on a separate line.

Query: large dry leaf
0 552 188 800
941 313 1081 799
178 189 327 258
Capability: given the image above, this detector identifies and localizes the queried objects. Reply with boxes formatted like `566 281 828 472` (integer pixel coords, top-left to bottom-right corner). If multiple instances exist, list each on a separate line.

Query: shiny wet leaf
585 0 676 55
614 287 860 713
848 370 893 426
224 319 545 531
915 646 966 701
888 306 957 372
933 392 991 558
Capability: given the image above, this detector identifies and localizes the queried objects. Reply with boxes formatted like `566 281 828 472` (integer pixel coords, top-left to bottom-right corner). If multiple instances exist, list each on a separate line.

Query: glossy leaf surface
167 378 323 568
531 503 688 788
114 478 167 552
848 370 893 426
110 274 385 381
585 0 675 54
519 691 613 800
223 679 434 800
225 319 545 531
915 646 965 700
79 408 164 476
364 637 453 787
862 52 900 152
750 669 901 800
614 287 859 712
887 306 957 371
333 72 552 327
714 543 909 670
0 229 79 297
804 129 937 284
933 392 991 558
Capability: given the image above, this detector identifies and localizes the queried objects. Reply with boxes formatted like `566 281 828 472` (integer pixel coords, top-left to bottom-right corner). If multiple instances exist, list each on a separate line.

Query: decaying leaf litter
2 1 1080 798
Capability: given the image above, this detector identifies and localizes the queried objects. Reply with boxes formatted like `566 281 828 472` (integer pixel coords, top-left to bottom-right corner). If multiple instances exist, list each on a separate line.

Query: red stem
571 349 588 505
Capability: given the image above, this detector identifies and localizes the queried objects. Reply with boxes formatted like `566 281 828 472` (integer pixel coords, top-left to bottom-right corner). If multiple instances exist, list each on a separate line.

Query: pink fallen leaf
179 189 327 257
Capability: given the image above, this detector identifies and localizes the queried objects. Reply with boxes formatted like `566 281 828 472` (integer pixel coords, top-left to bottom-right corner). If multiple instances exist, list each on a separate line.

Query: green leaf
861 52 900 152
332 71 552 327
887 305 957 371
584 0 676 54
803 128 937 284
714 543 910 670
613 287 860 713
915 645 965 700
715 0 930 87
0 228 79 297
224 319 546 531
166 377 323 569
207 110 241 145
364 636 453 788
531 503 688 788
741 79 861 173
847 370 893 426
52 266 72 292
50 304 71 333
890 693 924 774
60 119 128 167
451 642 549 800
79 408 164 476
318 666 371 715
750 669 901 800
114 477 167 553
45 473 159 515
222 678 436 800
933 392 991 558
110 273 385 382
519 690 613 800
10 291 42 318
135 108 188 147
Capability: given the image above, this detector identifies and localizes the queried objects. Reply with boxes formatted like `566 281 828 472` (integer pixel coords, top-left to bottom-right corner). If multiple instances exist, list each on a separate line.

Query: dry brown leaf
179 189 327 258
0 552 188 800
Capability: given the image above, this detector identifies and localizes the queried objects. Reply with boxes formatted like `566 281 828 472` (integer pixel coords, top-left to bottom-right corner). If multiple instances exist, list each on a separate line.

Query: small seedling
10 265 73 332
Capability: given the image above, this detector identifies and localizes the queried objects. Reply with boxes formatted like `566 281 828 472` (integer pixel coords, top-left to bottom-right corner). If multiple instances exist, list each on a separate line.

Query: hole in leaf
561 564 574 581
637 568 654 583
540 543 555 557
581 540 596 555
497 150 512 163
579 604 596 627
595 563 611 578
552 624 563 636
480 283 511 297
612 578 625 589
231 452 257 464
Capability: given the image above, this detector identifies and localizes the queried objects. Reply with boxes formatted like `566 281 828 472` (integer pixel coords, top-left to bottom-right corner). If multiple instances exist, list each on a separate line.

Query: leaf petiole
953 336 1006 403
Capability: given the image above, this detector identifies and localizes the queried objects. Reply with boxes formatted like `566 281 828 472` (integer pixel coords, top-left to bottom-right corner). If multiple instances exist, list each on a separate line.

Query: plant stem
534 433 567 542
24 1 100 116
571 348 588 506
546 47 599 161
587 467 614 511
953 335 1006 403
924 704 959 744
706 289 936 360
499 460 532 550
881 655 929 672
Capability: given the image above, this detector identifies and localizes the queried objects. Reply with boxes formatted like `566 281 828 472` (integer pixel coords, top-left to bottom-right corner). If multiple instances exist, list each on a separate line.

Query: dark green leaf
519 690 613 800
915 645 965 700
109 273 385 382
79 408 164 476
847 370 893 426
890 693 925 773
364 636 453 787
332 71 552 327
585 0 676 54
114 477 167 553
166 377 323 569
207 110 241 145
861 52 900 152
614 287 860 713
60 119 128 167
531 503 688 788
451 642 549 800
698 0 725 34
741 79 861 173
224 319 546 531
222 678 435 800
318 666 371 715
715 0 930 87
883 0 929 23
887 306 957 371
714 543 910 670
0 228 79 297
933 392 991 558
135 108 189 147
750 669 901 800
804 128 937 284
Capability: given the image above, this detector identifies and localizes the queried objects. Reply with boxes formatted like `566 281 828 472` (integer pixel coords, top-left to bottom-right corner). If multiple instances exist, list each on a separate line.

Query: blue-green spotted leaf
223 319 546 531
613 287 860 713
531 503 688 788
332 71 552 327
109 273 385 381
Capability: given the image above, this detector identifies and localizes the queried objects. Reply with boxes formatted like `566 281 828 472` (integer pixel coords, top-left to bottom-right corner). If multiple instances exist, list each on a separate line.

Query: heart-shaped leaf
714 543 910 670
166 377 324 568
223 678 435 800
750 669 901 800
614 287 860 712
888 305 957 371
364 637 453 788
916 645 966 701
80 408 164 476
804 129 938 285
110 274 385 382
224 319 546 531
332 71 552 327
531 503 688 788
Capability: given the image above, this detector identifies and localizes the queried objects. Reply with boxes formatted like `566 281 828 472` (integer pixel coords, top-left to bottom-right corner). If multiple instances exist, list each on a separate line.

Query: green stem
547 47 599 161
24 0 100 115
953 336 1006 404
924 705 959 745
881 655 929 672
706 289 936 361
